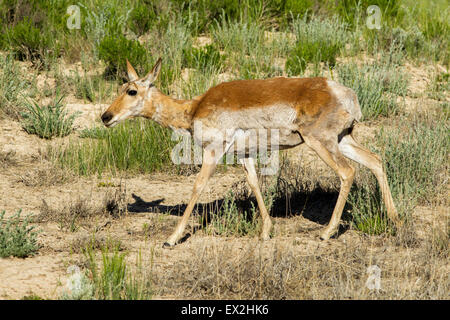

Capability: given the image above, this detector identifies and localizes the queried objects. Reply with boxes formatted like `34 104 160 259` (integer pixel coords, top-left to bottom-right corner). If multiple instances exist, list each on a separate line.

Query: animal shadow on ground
127 186 352 242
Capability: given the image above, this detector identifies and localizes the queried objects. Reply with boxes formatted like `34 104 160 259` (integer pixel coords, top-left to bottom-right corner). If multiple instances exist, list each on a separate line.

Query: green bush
183 44 225 72
21 96 78 139
4 18 52 65
286 15 349 75
129 3 157 36
98 35 149 80
286 40 341 75
331 0 402 27
0 210 39 258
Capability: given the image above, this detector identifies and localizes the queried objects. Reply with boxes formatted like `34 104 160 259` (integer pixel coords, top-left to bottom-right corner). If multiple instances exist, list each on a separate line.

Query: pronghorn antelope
101 58 402 247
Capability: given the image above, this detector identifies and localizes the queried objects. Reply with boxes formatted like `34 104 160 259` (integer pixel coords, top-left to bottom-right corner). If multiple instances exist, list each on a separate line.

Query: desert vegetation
0 0 448 300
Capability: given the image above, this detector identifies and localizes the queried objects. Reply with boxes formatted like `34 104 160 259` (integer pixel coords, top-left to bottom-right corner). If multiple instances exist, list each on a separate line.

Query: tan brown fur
146 88 193 129
193 77 333 120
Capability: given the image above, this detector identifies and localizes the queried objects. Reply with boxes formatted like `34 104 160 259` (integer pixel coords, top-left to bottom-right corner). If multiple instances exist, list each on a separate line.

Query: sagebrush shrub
336 58 408 119
79 1 132 57
0 54 34 118
349 114 449 234
0 210 39 258
211 17 265 56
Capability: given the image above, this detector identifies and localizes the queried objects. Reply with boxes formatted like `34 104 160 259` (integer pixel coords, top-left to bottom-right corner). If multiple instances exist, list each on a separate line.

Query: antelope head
101 58 162 127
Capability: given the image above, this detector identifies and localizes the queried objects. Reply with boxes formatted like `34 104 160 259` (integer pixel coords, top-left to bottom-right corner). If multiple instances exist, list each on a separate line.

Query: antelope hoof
162 242 174 249
260 220 272 241
319 228 335 241
260 233 270 241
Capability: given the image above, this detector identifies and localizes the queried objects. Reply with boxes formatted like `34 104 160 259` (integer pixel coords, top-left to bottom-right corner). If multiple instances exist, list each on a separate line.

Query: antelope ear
142 58 162 86
126 59 139 81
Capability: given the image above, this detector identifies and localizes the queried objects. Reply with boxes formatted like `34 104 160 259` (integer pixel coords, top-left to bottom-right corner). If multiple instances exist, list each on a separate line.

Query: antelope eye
127 90 137 96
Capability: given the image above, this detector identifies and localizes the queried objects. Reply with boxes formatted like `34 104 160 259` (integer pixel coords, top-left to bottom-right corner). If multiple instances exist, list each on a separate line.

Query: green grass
0 210 39 258
286 15 350 75
0 54 36 119
83 245 153 300
21 96 79 139
427 71 449 101
71 73 116 103
203 191 261 237
51 119 176 176
79 126 110 139
202 178 278 237
182 44 225 73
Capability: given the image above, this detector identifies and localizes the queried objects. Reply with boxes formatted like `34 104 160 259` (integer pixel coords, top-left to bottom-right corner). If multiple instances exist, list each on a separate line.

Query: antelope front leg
164 149 217 248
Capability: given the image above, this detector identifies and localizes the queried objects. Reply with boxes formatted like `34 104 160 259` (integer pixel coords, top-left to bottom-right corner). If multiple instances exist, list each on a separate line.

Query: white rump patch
327 80 362 121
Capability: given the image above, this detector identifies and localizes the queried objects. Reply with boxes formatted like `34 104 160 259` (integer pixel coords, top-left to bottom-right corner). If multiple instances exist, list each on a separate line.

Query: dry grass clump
103 183 128 218
36 198 106 232
18 162 71 187
70 234 125 254
35 185 128 231
152 237 448 299
390 220 421 249
424 222 449 259
0 150 17 168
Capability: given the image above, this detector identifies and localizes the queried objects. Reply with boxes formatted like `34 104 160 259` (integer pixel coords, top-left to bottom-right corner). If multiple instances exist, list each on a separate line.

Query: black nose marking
101 112 113 124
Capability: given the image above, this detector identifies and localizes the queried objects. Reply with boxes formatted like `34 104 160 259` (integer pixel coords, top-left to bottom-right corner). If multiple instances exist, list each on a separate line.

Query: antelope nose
101 112 113 124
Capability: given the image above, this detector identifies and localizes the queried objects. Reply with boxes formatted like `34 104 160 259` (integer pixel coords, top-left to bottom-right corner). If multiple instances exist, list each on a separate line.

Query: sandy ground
0 56 448 299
